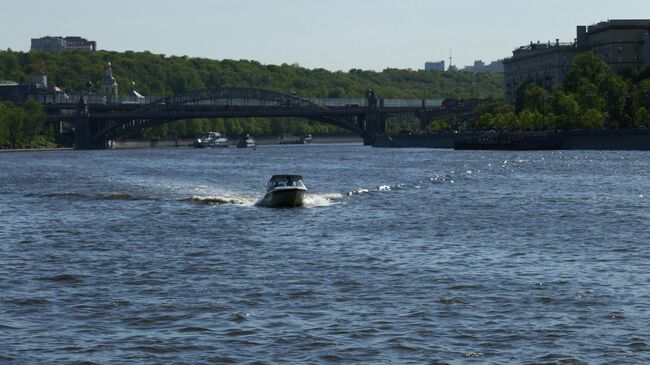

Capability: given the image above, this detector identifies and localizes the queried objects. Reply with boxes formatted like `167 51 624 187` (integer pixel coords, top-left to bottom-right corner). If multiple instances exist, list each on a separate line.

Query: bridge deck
42 94 444 109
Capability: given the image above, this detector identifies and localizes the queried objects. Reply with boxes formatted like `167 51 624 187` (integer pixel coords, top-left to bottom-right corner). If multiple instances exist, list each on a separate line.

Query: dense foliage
0 49 503 139
0 100 50 149
465 52 650 132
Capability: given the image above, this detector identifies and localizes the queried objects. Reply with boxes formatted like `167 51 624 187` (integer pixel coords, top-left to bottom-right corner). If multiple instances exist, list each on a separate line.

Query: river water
1 144 650 364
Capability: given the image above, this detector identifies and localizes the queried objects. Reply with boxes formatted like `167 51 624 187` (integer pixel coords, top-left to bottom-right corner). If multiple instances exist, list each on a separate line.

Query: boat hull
237 143 255 148
262 188 307 208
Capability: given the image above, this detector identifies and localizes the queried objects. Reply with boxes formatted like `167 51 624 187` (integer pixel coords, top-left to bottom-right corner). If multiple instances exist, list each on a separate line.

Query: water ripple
2 147 650 363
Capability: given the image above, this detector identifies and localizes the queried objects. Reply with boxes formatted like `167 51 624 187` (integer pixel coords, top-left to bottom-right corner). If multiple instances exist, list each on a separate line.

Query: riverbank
109 135 362 149
0 147 73 153
374 128 650 151
0 136 362 152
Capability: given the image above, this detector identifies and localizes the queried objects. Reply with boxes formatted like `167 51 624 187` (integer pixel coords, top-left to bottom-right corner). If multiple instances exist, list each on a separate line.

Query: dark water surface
2 144 650 364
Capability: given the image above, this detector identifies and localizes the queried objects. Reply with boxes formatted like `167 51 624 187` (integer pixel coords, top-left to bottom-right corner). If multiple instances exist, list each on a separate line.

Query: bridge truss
86 88 365 144
44 87 485 149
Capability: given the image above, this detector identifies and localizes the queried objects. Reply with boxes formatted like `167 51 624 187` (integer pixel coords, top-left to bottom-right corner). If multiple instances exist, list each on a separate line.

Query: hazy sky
2 0 650 71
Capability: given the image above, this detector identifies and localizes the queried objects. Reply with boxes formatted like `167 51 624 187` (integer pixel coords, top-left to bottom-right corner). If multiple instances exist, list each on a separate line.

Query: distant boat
279 134 312 145
237 134 256 148
214 135 230 148
194 132 228 148
260 175 307 208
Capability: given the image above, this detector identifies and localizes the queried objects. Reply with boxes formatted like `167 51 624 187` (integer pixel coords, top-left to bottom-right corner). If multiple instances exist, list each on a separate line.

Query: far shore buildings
424 59 503 73
1 61 146 105
31 36 97 52
504 19 650 102
0 74 61 103
463 60 504 73
425 61 445 72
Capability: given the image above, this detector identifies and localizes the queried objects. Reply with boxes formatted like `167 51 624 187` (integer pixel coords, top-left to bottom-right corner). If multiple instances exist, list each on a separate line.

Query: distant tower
449 50 453 70
100 61 118 97
447 50 458 72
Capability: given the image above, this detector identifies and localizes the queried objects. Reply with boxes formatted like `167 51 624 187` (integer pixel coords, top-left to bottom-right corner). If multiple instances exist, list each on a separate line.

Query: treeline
0 49 503 138
0 100 51 149
454 52 650 132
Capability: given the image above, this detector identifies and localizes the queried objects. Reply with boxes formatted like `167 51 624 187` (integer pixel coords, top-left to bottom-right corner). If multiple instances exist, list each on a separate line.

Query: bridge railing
37 94 165 105
307 98 444 108
38 92 445 109
383 99 444 108
424 99 444 108
306 98 368 107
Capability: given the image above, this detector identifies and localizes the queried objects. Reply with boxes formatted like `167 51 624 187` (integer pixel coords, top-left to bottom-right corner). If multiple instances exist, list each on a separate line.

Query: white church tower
100 61 118 97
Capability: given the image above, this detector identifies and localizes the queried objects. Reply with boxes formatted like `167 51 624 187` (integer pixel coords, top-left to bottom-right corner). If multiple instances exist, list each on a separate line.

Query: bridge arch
94 87 365 142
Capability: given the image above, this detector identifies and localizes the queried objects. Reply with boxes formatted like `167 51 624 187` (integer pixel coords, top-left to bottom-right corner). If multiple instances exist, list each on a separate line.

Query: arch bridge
44 87 478 149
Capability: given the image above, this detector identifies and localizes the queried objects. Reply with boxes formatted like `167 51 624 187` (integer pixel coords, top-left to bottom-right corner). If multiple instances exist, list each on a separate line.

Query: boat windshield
268 179 305 189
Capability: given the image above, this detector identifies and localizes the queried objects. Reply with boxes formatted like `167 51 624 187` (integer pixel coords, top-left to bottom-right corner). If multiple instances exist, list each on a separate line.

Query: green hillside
0 50 504 139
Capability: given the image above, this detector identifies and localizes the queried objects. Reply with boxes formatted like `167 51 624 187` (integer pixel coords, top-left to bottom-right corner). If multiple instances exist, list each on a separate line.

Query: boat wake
30 189 338 209
345 170 468 197
346 184 403 196
26 191 161 201
303 193 343 208
182 195 257 206
253 193 342 208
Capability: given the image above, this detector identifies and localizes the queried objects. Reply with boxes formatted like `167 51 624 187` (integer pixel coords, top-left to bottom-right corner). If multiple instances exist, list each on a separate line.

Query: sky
2 0 650 71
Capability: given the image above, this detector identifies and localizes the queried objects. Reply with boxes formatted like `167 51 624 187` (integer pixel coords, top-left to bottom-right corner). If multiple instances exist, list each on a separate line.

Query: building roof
504 41 580 64
587 19 650 34
129 89 145 99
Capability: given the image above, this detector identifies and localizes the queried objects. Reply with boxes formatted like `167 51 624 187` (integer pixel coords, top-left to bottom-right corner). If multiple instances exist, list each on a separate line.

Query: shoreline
374 128 650 151
0 147 73 153
0 136 362 152
109 136 362 149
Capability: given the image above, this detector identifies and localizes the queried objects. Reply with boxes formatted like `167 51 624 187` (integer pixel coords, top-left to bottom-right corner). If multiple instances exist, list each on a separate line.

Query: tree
600 74 630 127
514 81 534 113
574 82 605 112
634 107 650 128
0 103 9 147
1 103 25 149
519 109 544 130
552 92 581 129
580 108 605 129
493 112 518 130
22 100 46 146
521 83 549 114
563 52 609 93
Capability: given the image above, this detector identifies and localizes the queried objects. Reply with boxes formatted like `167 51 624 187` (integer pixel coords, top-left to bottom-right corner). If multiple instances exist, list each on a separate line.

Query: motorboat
193 132 218 148
278 134 312 145
194 132 227 148
261 175 308 208
214 135 230 148
237 134 256 148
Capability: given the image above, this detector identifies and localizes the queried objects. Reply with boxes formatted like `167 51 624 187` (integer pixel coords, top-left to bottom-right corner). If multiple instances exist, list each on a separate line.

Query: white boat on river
194 132 229 148
260 175 308 208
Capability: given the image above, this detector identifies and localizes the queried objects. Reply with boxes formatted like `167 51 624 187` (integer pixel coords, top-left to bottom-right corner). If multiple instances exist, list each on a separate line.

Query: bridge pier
363 89 385 145
73 97 108 150
363 108 386 145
